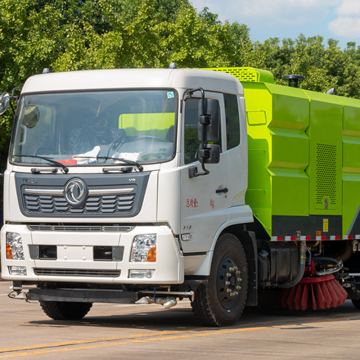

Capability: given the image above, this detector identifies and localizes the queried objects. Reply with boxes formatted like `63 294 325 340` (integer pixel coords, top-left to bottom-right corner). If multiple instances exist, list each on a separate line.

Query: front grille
16 172 149 218
24 193 135 215
34 268 121 277
28 225 134 232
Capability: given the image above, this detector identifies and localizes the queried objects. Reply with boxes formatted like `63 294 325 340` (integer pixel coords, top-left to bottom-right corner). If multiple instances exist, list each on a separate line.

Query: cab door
180 93 230 253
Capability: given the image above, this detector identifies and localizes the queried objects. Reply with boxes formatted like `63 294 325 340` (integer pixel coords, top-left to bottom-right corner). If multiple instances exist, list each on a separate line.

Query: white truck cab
1 68 253 326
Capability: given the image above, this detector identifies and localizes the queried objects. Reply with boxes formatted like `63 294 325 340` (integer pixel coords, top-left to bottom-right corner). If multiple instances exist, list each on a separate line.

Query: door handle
216 187 228 194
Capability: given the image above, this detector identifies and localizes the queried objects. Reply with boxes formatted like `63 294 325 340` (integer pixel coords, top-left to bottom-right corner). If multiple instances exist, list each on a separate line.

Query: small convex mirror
0 92 10 115
198 98 219 142
24 105 40 128
199 144 220 164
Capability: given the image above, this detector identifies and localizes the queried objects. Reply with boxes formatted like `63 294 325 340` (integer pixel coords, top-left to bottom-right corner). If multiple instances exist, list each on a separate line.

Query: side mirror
0 92 10 115
183 87 221 177
198 98 219 142
199 144 220 164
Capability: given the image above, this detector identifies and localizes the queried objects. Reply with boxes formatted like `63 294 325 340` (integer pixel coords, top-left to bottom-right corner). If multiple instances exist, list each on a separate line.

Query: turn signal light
146 247 156 262
6 244 13 259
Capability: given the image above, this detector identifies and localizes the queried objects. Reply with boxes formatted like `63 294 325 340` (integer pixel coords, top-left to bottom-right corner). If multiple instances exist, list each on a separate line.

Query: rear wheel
39 301 93 320
191 233 248 326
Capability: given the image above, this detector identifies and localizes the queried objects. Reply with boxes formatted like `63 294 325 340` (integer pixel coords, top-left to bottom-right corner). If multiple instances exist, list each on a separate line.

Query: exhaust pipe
136 296 178 309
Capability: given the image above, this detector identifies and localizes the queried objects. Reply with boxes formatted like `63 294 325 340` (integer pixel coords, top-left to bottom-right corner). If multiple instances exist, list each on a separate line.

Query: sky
190 0 360 49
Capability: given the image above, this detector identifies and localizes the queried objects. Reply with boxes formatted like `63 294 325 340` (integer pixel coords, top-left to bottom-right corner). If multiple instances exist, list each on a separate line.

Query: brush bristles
280 278 347 310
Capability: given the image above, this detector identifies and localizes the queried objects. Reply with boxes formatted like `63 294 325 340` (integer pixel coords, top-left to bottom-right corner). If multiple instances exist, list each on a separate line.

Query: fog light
130 234 156 262
8 266 27 275
129 269 154 278
6 232 24 260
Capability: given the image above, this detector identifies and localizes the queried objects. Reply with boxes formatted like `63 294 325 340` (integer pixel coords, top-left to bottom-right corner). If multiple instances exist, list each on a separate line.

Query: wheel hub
216 256 242 308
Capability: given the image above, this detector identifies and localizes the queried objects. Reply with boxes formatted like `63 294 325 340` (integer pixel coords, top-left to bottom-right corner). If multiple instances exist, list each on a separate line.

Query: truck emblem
22 178 38 185
64 178 88 207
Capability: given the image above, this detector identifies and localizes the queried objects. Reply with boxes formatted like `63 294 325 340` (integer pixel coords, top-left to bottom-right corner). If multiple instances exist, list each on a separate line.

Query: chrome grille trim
24 188 64 195
102 226 134 232
27 225 135 232
34 268 121 277
25 188 134 196
89 188 134 195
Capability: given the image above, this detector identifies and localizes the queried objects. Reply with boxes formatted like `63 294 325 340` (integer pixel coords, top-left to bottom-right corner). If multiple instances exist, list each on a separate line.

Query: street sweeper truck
1 66 360 326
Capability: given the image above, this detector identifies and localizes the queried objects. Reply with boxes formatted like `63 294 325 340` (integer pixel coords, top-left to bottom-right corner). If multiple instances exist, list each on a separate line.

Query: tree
1 0 360 174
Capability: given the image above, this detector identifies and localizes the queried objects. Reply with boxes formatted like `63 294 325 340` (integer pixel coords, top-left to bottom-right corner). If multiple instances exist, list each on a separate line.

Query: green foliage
1 0 360 184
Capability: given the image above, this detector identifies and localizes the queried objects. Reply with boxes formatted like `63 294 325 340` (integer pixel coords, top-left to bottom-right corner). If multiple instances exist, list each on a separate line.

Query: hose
312 257 343 276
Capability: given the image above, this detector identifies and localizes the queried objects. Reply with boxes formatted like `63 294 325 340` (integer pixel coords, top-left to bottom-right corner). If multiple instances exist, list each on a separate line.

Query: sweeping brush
280 260 347 311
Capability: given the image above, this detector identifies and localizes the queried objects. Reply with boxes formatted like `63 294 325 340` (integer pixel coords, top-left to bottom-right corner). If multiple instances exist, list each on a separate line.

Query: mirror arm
188 161 209 178
9 88 22 120
199 159 210 175
11 87 22 98
9 101 16 120
183 88 200 101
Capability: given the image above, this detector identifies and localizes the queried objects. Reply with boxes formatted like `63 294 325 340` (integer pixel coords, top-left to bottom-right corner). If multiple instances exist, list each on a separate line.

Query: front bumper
1 224 184 284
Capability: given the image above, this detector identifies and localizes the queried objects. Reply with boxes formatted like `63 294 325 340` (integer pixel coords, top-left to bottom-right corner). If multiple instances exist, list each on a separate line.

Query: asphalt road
1 280 360 359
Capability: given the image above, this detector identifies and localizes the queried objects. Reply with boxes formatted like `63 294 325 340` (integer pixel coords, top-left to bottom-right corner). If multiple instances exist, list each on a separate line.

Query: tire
191 233 248 327
39 301 93 320
352 299 360 310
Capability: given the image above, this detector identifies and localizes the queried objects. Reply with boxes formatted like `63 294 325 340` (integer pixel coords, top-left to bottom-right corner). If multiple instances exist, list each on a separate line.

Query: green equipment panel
340 97 360 236
204 67 360 240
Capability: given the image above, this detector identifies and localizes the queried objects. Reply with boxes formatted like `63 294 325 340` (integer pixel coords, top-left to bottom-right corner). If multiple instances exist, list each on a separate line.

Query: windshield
10 90 177 166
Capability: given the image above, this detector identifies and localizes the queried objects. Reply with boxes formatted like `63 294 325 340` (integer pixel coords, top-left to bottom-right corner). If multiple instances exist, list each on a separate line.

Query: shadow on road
26 300 360 332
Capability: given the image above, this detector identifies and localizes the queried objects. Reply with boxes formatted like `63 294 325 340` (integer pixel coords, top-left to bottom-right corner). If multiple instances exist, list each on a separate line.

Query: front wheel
191 233 248 326
40 301 93 320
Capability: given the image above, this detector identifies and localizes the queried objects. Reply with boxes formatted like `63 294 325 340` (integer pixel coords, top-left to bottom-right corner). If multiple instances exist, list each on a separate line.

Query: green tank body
205 67 360 240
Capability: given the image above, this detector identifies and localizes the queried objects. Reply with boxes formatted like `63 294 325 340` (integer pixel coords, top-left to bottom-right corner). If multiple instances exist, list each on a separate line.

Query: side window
224 94 240 150
184 98 221 164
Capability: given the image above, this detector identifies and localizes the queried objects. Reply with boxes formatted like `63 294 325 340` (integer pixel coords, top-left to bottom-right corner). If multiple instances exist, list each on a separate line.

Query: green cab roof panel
203 67 274 84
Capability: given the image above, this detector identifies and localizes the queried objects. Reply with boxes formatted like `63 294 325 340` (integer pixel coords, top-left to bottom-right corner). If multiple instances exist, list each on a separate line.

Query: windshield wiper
13 154 69 173
74 155 143 172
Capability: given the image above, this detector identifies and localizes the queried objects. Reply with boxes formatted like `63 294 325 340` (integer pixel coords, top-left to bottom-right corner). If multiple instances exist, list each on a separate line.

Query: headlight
130 234 156 262
6 232 25 260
